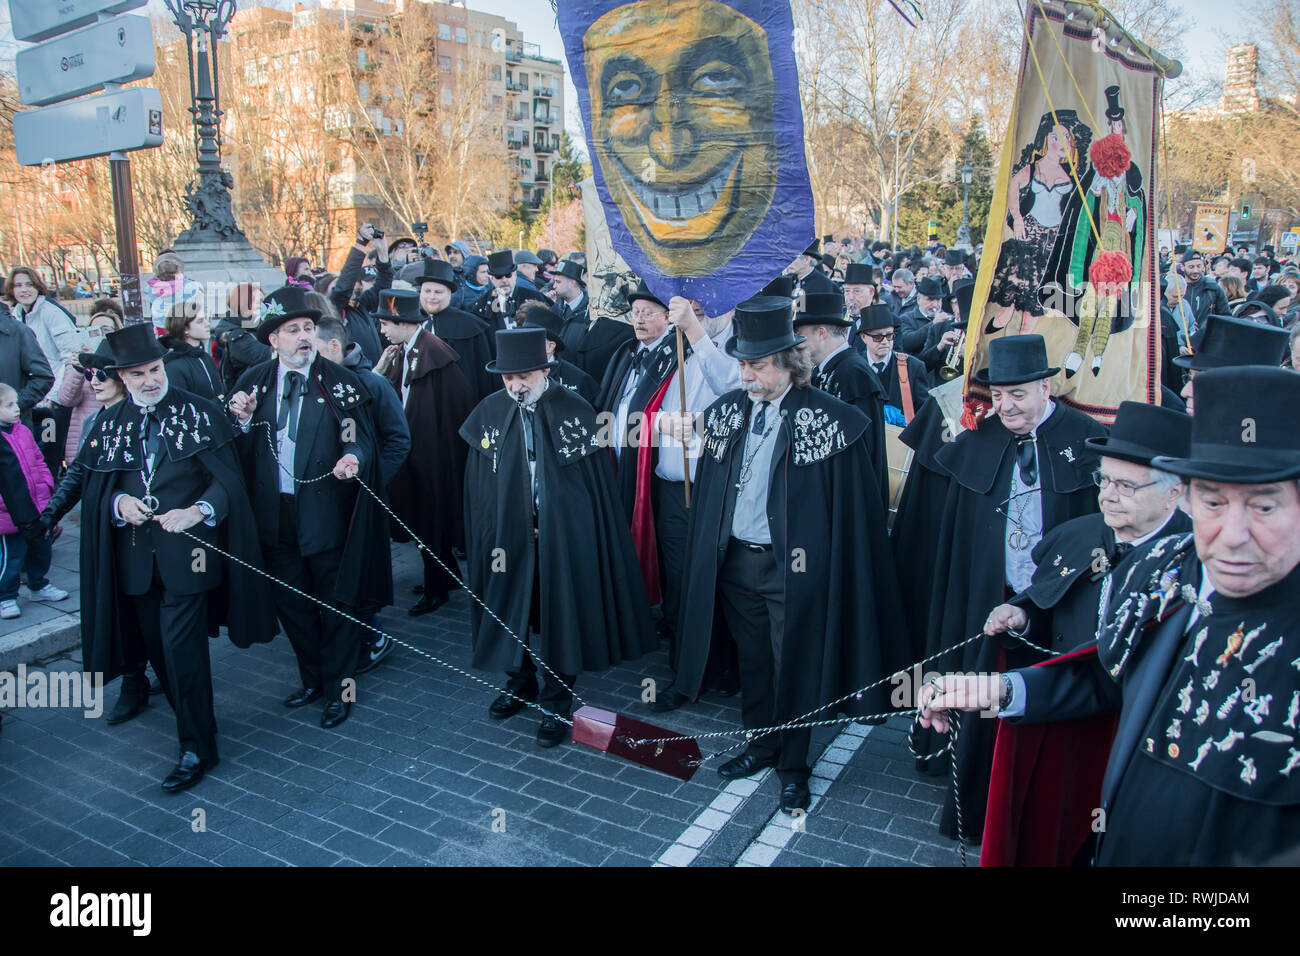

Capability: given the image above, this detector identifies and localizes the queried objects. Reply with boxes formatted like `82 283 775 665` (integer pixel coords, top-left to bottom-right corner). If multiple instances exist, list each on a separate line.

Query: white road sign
8 0 147 43
14 87 163 166
16 14 155 106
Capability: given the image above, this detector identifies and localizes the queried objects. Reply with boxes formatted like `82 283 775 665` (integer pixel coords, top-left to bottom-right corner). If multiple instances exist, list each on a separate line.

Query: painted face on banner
582 0 777 277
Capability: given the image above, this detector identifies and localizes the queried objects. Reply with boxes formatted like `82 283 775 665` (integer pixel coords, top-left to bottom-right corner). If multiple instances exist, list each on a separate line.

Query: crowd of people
0 223 1297 866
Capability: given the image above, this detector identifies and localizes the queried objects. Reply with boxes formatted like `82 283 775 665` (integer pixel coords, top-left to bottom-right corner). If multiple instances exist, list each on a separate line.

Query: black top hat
944 248 966 267
1085 401 1192 466
953 279 975 321
1172 314 1288 370
487 250 516 278
1104 85 1125 122
413 259 459 292
626 279 667 310
761 274 796 298
822 234 834 244
256 285 322 343
373 288 422 324
802 239 821 259
842 262 875 286
105 322 167 370
1152 367 1300 482
974 334 1060 386
724 296 804 360
793 292 850 328
485 328 557 375
553 259 585 285
915 275 947 299
821 253 837 272
858 304 898 333
522 305 567 352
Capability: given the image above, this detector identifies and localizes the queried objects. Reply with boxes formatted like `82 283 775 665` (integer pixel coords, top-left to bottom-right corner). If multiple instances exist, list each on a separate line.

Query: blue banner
559 0 814 315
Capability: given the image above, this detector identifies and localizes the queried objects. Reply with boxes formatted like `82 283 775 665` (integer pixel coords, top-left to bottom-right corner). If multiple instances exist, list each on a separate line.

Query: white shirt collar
639 329 672 352
1122 507 1182 547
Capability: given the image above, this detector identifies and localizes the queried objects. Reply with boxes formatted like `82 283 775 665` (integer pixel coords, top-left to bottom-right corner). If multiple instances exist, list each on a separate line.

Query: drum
885 423 913 520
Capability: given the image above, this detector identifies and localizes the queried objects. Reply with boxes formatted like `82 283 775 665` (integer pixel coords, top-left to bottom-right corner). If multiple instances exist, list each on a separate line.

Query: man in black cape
858 304 930 425
922 367 1300 865
983 402 1192 656
371 289 475 616
794 290 890 508
923 334 1105 841
673 296 908 815
470 250 548 335
459 329 655 747
594 280 678 517
229 285 392 729
516 300 598 404
412 259 498 400
75 323 276 790
785 239 838 296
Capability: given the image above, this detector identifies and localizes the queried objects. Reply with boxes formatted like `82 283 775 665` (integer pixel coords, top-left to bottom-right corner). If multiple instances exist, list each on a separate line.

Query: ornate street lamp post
164 0 246 243
956 155 973 249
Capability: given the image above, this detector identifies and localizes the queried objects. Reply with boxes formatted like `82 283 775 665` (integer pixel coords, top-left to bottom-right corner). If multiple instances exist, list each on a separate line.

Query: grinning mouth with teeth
615 152 742 226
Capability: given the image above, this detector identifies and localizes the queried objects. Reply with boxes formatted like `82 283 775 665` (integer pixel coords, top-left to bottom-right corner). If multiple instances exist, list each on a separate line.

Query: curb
0 615 81 672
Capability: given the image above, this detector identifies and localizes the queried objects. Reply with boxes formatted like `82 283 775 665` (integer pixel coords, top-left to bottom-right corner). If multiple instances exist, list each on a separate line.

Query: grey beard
281 346 316 369
511 376 548 408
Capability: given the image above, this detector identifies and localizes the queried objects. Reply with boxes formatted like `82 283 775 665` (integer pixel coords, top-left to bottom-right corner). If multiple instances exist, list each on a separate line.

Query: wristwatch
999 674 1014 711
195 501 215 522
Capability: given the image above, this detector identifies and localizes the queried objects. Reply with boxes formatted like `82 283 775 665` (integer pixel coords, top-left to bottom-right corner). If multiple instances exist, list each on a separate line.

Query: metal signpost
9 0 156 322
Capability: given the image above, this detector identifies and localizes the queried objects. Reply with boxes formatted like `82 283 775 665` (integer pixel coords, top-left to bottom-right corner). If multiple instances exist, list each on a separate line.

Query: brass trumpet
939 328 966 381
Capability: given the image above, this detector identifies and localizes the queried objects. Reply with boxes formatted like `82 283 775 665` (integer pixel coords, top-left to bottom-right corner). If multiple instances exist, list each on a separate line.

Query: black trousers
266 494 361 702
129 569 217 763
421 546 460 601
653 477 690 658
505 534 575 715
716 538 810 785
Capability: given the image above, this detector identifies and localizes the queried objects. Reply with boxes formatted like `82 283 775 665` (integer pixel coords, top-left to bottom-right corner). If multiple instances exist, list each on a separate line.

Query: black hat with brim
256 285 322 343
802 239 820 259
953 279 976 321
724 296 804 360
105 322 167 370
485 328 558 374
792 292 850 328
761 274 796 298
1085 401 1192 466
944 248 966 267
915 275 947 299
487 250 516 278
79 342 121 379
413 259 459 293
387 236 417 255
973 334 1060 385
626 280 666 310
1172 314 1288 370
554 259 585 284
858 304 898 333
522 306 567 352
374 289 422 323
1152 366 1300 482
843 262 874 286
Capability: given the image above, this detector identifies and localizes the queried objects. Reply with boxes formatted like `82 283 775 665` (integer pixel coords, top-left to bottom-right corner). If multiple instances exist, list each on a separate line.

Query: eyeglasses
865 331 895 343
1093 471 1160 497
82 368 108 383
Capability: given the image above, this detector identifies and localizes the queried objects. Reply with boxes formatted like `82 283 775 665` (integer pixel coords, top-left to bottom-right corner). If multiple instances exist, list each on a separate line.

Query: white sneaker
0 600 19 619
28 584 68 602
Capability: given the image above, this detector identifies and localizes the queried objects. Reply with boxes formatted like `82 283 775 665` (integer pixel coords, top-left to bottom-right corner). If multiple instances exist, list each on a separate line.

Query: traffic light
1241 203 1252 220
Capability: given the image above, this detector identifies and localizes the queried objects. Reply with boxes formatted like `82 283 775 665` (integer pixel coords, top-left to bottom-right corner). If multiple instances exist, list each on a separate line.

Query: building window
357 49 366 68
438 23 451 41
441 87 453 106
442 121 452 138
358 80 370 101
492 65 501 80
439 56 452 72
455 26 467 44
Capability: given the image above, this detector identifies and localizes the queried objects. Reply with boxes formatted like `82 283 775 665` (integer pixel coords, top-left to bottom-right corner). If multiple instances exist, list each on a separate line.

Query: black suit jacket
233 357 368 557
868 351 931 413
793 269 838 296
576 317 636 385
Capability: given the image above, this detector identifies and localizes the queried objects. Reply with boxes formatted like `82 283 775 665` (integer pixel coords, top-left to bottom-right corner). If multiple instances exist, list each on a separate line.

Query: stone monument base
166 236 286 317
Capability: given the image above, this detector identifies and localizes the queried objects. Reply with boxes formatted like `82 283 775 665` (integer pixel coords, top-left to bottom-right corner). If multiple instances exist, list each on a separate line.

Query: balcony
533 135 553 154
506 80 529 93
534 85 555 98
506 44 521 62
534 169 549 183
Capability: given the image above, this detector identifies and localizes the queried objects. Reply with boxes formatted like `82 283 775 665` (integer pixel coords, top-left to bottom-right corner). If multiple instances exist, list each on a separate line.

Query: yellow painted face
584 0 776 276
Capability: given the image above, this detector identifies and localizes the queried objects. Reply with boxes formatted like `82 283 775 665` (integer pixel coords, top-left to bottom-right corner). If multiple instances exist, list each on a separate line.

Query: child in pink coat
0 383 68 619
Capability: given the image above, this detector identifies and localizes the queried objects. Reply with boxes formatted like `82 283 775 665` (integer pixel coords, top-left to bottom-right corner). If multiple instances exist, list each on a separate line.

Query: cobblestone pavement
0 542 975 867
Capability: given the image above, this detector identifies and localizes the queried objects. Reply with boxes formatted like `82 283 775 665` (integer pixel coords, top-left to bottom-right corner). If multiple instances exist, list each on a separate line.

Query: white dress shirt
613 330 671 462
1004 400 1056 593
730 384 792 544
655 324 740 482
275 363 309 495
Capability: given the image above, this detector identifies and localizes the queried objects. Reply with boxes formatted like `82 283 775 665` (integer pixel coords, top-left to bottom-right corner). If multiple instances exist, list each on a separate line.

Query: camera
371 228 384 239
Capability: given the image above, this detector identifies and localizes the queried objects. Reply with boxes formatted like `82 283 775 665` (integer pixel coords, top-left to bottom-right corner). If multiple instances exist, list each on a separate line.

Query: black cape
926 402 1106 839
77 388 277 683
419 306 497 400
813 346 890 508
550 357 597 405
674 386 909 721
459 384 656 675
574 317 636 383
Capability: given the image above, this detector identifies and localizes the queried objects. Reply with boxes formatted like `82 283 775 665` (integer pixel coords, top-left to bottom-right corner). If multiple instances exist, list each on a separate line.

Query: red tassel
1088 132 1131 179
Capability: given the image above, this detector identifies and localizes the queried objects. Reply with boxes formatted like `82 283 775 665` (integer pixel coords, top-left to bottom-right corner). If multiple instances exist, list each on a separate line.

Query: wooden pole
675 324 691 508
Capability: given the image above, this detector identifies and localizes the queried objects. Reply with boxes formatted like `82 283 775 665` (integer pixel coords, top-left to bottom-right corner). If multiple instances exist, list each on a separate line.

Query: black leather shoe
105 693 148 726
780 782 811 814
321 700 351 729
536 715 568 748
717 751 777 780
488 691 533 720
648 687 689 713
283 687 322 708
409 593 449 617
162 751 217 792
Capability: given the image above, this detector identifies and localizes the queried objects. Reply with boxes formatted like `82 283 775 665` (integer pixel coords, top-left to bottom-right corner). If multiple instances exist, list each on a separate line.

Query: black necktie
874 362 886 375
632 348 649 373
279 373 304 441
752 400 771 434
142 407 162 464
1113 540 1134 560
1015 433 1038 487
